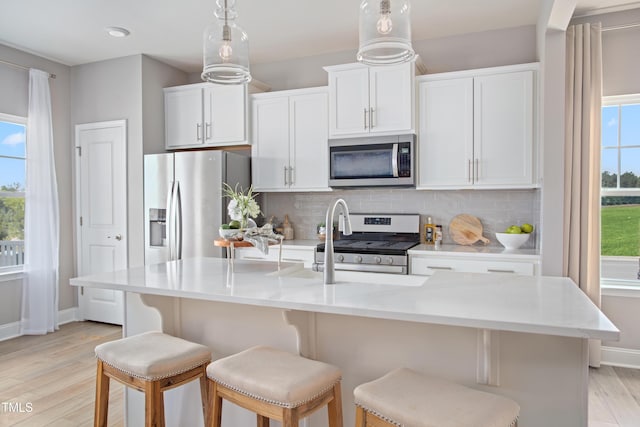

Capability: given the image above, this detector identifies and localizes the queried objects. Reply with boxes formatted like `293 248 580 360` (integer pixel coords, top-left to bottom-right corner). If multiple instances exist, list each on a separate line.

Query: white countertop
409 244 540 260
70 257 618 341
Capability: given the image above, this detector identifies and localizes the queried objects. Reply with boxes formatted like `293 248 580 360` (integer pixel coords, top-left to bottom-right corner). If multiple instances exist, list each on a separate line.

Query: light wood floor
589 365 640 427
2 322 640 426
0 321 123 427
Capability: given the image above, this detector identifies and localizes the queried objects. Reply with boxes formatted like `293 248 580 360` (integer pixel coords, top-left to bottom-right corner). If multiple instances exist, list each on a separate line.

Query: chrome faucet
322 198 352 284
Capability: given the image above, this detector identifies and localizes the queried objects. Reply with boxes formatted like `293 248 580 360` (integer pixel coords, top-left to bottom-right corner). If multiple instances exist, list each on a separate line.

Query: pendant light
357 0 415 65
202 0 251 84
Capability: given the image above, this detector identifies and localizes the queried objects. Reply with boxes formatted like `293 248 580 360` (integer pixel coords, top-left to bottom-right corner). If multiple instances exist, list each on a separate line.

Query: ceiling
0 0 638 74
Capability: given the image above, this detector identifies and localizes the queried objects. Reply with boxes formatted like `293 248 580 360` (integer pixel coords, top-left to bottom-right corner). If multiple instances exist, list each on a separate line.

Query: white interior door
75 120 127 325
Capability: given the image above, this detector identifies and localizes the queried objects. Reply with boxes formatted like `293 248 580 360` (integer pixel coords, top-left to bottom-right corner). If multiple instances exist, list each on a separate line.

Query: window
601 95 640 284
0 114 26 271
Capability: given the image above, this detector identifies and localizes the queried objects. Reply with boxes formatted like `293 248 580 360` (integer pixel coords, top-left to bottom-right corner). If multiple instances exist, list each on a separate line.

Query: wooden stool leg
145 380 165 427
199 367 209 425
282 408 298 427
257 414 270 427
209 380 223 427
94 360 110 427
327 382 343 427
354 406 365 427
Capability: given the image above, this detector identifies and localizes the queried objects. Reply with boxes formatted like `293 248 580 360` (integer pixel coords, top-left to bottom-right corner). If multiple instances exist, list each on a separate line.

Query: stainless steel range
315 213 421 274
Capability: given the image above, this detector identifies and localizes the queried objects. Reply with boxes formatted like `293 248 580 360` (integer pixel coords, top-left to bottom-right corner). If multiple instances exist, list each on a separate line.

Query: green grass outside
601 205 640 256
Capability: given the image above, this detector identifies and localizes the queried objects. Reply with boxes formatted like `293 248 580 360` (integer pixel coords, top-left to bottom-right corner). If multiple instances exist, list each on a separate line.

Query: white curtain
564 23 602 367
21 69 60 335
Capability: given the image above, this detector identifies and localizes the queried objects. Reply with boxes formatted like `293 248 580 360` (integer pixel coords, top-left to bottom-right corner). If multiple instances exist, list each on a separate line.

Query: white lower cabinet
410 255 537 276
234 246 316 268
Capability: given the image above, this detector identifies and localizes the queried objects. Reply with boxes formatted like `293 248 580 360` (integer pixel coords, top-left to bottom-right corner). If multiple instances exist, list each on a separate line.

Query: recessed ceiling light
106 27 130 38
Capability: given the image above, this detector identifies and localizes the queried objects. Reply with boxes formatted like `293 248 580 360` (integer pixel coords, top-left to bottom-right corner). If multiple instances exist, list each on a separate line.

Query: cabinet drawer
235 247 315 267
410 257 535 276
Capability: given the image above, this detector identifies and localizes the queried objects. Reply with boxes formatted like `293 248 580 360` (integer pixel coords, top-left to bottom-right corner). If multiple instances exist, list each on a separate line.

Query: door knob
115 234 123 241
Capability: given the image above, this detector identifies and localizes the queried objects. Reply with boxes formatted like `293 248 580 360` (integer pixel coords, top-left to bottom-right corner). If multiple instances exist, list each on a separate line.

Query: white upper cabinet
417 64 538 189
325 62 414 137
251 87 330 192
164 83 247 149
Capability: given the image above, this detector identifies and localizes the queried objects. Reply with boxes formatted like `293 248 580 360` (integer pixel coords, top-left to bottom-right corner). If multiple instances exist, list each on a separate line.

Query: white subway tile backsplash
262 189 540 249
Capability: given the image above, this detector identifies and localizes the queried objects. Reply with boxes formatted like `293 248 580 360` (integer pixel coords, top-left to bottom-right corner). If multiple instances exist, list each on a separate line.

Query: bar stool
94 331 212 427
354 368 520 427
206 345 343 427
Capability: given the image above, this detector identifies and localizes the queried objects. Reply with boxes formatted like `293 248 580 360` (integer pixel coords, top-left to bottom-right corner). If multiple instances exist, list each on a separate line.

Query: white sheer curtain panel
564 23 603 367
21 68 60 335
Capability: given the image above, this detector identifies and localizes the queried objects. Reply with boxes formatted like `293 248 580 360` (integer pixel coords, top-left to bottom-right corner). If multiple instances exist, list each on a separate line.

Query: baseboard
0 307 81 341
601 346 640 369
0 321 21 341
58 307 80 325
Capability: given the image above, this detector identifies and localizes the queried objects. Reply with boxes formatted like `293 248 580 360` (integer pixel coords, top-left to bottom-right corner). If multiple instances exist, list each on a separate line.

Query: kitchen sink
268 265 427 287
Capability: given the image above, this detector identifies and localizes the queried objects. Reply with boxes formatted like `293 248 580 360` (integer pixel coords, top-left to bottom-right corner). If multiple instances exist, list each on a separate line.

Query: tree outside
0 183 24 241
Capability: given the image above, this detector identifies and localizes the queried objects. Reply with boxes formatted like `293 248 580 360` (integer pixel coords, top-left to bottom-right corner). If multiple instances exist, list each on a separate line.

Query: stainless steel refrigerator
144 150 250 265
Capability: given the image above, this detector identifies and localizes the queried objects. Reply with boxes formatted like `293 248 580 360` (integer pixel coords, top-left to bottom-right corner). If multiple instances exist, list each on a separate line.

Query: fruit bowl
219 227 242 240
495 232 530 250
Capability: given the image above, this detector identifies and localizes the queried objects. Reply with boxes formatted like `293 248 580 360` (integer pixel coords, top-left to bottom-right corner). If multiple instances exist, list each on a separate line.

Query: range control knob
374 256 382 264
337 254 344 262
355 255 363 263
386 257 394 265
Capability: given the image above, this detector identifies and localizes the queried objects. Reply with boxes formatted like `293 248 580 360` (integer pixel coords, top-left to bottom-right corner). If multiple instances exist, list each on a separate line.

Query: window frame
600 94 640 288
0 112 27 276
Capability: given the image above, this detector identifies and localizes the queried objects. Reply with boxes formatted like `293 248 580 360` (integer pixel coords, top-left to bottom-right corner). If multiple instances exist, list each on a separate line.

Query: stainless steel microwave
328 134 415 188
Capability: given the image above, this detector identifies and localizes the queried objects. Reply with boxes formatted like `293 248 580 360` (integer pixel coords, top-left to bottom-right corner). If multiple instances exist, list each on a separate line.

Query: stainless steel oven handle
392 143 399 177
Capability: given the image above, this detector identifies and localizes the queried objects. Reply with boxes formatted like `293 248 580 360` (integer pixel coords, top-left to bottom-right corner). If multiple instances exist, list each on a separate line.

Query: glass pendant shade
202 0 251 84
357 0 415 65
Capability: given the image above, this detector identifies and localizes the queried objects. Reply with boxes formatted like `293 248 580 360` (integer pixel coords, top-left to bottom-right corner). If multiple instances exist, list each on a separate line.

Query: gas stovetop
317 239 420 256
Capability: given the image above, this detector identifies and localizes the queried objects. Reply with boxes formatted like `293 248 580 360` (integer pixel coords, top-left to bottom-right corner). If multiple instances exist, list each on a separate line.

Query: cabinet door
251 97 290 191
369 63 413 134
328 67 369 136
204 85 246 144
290 92 330 191
417 78 474 188
473 71 534 186
165 88 204 148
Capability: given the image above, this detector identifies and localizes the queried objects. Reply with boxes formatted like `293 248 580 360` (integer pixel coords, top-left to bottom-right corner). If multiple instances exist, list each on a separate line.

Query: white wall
0 44 74 328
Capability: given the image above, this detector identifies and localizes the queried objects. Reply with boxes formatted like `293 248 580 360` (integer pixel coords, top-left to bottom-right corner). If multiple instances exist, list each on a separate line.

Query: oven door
328 135 415 187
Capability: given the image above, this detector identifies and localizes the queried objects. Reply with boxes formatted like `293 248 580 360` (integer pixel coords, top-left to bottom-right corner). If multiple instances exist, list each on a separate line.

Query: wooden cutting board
449 214 490 245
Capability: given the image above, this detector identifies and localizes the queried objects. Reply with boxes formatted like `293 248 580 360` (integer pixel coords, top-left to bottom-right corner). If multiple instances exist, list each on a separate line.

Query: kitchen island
71 257 619 427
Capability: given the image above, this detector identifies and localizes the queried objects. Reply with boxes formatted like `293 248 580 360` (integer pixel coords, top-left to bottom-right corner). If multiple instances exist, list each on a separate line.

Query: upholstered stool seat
354 368 520 427
206 345 343 427
94 331 211 427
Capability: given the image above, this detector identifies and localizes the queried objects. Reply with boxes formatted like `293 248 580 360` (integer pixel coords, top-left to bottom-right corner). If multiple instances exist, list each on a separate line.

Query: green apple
506 225 522 234
220 223 230 229
228 220 241 229
521 223 534 233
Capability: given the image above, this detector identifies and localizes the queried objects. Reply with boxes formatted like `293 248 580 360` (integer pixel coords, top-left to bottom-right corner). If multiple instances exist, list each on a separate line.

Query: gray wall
571 9 640 351
0 44 73 325
71 55 187 270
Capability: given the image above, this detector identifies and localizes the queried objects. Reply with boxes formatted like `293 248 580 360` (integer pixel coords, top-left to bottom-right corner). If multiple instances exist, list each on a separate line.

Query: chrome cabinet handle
284 166 289 186
364 108 368 129
196 123 202 141
205 122 211 140
468 160 472 183
427 266 453 270
370 107 375 128
487 269 516 274
289 167 295 186
475 158 479 182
